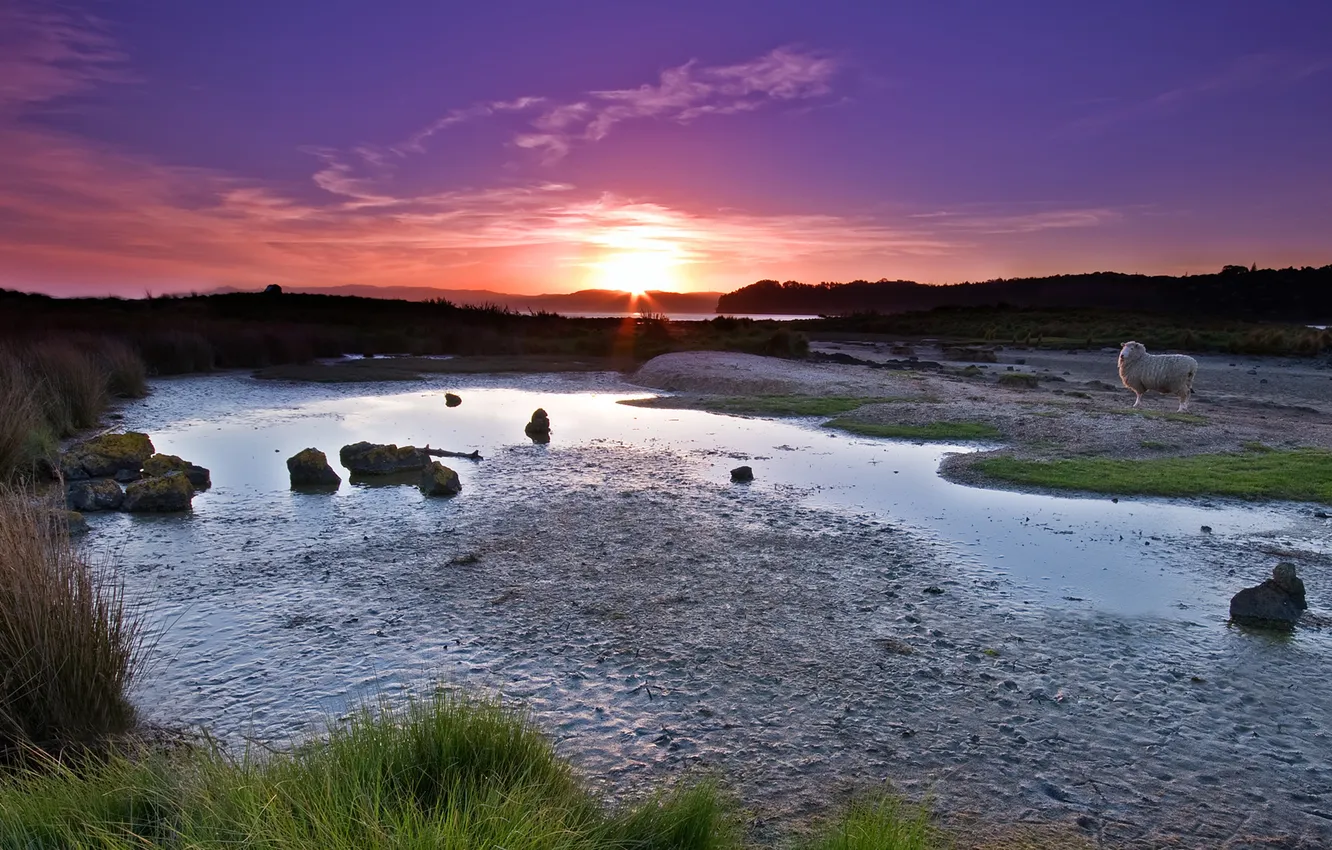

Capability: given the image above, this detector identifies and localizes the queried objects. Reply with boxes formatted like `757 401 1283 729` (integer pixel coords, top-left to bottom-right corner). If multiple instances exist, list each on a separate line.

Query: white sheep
1117 341 1198 412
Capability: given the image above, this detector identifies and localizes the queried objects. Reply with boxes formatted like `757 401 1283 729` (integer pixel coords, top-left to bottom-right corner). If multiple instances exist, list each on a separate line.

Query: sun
593 251 678 296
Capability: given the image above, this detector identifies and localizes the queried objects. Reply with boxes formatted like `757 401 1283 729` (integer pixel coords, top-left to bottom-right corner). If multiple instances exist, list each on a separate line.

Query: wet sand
91 367 1332 850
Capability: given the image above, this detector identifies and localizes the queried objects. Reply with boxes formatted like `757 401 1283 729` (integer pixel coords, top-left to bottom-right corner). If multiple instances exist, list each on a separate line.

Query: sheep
1117 341 1198 412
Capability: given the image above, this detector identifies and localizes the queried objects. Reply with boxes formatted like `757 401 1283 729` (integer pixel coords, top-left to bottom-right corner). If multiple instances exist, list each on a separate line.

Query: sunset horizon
3 1 1330 298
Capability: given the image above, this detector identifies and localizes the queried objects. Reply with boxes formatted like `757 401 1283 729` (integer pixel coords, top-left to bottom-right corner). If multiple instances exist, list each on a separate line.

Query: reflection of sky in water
103 375 1320 620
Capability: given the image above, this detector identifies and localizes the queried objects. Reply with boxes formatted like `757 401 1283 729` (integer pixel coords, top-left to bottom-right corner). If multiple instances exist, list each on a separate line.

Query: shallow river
90 371 1332 848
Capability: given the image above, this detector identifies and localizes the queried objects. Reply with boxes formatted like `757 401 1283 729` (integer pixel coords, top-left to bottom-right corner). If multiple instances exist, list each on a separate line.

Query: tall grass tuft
801 795 936 850
22 341 108 437
98 338 148 398
0 691 737 849
0 356 43 483
0 490 145 765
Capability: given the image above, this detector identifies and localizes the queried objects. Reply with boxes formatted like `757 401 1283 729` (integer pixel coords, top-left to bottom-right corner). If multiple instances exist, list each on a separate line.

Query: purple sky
2 0 1330 296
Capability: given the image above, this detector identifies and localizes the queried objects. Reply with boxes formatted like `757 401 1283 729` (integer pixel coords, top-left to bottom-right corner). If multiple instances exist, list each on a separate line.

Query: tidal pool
90 371 1332 848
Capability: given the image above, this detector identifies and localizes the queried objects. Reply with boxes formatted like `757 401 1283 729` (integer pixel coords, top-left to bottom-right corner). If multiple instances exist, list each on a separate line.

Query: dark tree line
716 266 1332 322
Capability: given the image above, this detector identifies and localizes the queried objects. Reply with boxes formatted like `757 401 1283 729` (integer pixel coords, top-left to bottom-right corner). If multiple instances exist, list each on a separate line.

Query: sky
1 0 1330 297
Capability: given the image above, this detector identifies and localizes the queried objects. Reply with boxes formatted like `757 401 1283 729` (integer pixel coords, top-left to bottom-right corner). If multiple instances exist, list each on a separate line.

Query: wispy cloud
910 207 1121 234
1070 52 1330 134
392 46 840 164
0 0 128 110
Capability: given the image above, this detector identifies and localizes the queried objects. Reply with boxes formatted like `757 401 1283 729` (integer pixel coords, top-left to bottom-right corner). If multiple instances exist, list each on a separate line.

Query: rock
64 510 89 536
263 283 282 295
942 346 998 363
113 469 140 483
66 479 124 512
525 409 551 443
1230 563 1308 628
730 465 754 482
445 393 462 407
142 453 211 489
339 441 430 474
419 461 462 496
122 471 194 512
60 432 154 479
287 448 341 487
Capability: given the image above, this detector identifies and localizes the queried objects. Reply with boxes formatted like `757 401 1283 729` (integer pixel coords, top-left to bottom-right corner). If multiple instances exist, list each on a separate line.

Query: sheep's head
1119 341 1146 362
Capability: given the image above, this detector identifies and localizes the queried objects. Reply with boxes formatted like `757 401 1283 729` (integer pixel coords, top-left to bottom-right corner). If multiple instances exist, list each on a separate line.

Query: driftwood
421 446 483 461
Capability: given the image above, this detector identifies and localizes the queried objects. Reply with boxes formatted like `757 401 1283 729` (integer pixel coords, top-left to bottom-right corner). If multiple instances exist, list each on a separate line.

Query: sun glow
592 251 679 296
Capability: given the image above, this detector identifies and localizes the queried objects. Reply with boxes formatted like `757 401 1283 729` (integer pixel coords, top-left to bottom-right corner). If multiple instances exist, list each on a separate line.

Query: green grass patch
800 795 936 850
827 419 1003 441
975 447 1332 503
0 691 736 849
620 395 912 417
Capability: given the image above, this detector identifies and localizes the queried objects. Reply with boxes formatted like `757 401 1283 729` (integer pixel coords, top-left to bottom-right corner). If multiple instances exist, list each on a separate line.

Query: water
83 371 1332 845
556 312 823 321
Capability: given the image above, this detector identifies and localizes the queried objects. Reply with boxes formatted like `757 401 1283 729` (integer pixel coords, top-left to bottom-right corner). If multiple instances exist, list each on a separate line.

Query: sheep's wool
1118 341 1198 411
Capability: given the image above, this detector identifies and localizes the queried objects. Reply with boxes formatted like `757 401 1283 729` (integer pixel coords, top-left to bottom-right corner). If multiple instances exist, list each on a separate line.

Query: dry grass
0 356 42 483
21 341 107 437
0 489 146 765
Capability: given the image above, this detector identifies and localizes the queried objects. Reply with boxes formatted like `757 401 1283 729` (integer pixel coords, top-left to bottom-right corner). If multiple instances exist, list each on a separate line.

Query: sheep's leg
1132 391 1143 408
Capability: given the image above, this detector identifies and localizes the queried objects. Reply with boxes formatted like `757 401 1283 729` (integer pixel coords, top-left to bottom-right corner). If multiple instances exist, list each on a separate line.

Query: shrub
0 490 146 765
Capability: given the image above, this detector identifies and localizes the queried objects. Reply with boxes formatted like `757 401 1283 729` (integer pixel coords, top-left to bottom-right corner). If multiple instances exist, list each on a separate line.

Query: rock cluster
525 409 551 443
1230 562 1308 628
59 432 203 515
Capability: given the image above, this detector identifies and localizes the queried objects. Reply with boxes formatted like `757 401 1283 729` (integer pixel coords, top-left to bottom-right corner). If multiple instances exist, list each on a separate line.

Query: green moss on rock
287 448 341 488
419 461 462 496
122 471 194 512
61 432 154 479
142 453 210 489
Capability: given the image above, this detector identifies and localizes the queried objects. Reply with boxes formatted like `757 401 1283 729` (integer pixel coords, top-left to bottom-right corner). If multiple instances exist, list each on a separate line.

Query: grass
0 339 151 482
0 489 146 765
799 795 935 850
620 395 913 417
0 690 737 849
975 446 1332 503
827 419 1003 441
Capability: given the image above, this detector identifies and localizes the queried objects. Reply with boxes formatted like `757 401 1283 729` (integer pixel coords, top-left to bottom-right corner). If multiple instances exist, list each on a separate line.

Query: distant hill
716 266 1332 323
251 285 722 314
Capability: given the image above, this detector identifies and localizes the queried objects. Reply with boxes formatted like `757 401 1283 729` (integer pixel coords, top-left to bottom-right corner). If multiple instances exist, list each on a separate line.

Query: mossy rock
339 441 429 475
66 478 124 512
288 448 341 488
61 432 154 479
997 373 1040 390
142 453 211 489
122 471 194 512
65 510 89 536
419 461 462 496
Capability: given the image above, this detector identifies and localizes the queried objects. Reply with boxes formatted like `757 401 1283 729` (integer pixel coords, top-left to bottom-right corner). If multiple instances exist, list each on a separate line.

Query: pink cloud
390 46 841 163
